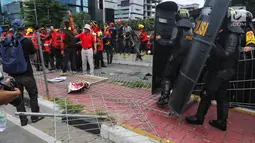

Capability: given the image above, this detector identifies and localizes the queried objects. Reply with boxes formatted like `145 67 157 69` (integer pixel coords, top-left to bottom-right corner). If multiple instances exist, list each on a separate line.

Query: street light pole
102 0 105 23
33 0 38 25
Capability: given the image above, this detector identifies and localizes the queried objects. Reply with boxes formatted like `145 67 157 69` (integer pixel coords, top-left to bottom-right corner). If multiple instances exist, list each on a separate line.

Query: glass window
76 6 81 13
60 0 81 5
83 0 88 7
83 7 88 13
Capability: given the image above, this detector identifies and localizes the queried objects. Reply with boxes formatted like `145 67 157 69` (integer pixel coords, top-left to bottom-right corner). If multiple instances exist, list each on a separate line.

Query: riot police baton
168 0 231 115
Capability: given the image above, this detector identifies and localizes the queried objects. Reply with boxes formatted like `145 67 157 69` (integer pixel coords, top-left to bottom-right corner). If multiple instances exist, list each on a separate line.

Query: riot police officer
186 8 244 131
155 9 194 106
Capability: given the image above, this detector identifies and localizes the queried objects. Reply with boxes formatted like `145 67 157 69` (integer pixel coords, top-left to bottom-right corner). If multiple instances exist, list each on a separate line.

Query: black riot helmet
234 9 254 32
220 8 236 29
220 8 245 34
235 9 253 23
176 9 190 21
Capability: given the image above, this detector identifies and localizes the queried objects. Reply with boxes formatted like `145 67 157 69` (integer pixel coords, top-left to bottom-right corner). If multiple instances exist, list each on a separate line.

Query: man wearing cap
76 24 97 75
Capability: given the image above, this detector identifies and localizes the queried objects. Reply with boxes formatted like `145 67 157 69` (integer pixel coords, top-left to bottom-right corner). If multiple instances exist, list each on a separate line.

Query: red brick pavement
35 75 255 143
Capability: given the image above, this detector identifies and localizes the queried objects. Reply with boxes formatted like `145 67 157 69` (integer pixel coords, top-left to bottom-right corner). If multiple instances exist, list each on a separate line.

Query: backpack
0 36 27 74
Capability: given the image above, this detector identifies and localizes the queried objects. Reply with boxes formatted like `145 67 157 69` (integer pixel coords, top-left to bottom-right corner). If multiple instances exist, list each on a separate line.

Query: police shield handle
168 0 231 115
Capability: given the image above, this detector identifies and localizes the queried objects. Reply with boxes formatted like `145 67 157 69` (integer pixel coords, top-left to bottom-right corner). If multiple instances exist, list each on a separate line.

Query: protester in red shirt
90 21 100 34
48 27 62 70
76 24 97 75
43 36 52 69
95 31 106 69
138 24 148 51
30 25 42 71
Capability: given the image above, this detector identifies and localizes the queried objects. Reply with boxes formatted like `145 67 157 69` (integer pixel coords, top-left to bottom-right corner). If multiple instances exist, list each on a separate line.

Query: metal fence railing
194 49 255 109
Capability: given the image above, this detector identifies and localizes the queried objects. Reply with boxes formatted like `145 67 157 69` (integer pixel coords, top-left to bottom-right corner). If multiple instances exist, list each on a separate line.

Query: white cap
84 24 91 31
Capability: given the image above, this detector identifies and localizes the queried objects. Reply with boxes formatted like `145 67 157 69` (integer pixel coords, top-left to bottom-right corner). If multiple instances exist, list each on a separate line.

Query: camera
0 71 22 107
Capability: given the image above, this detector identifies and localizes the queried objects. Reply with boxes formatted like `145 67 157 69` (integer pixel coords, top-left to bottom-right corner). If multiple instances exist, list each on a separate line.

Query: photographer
0 19 43 126
0 88 21 106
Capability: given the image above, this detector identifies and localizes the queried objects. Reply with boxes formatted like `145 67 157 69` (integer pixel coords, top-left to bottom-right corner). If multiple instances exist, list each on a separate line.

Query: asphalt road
0 121 47 143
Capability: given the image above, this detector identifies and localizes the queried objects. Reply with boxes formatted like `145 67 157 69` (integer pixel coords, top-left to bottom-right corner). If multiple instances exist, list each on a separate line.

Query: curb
24 96 160 143
104 54 153 67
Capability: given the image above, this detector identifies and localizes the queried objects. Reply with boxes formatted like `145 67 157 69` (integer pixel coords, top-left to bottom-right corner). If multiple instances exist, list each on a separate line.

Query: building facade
179 3 200 11
89 0 117 23
144 0 162 19
58 0 88 13
114 0 162 21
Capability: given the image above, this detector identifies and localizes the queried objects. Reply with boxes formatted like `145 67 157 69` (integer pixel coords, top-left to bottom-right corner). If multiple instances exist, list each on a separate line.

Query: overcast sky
162 0 205 7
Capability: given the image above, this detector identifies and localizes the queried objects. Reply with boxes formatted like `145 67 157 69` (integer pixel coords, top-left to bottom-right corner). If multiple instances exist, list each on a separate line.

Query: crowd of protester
1 20 153 76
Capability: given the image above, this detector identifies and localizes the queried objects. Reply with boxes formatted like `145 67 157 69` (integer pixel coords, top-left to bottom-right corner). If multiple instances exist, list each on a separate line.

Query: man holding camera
0 19 42 126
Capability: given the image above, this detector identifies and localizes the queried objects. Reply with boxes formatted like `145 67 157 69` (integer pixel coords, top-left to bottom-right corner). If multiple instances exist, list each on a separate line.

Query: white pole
129 5 131 19
33 0 38 25
102 0 105 23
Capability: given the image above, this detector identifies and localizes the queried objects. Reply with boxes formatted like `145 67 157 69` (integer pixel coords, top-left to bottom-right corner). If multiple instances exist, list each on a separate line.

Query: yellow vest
246 31 255 46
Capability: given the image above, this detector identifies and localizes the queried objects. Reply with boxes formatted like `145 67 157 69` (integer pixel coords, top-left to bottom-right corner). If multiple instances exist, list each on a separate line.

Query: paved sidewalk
34 72 255 143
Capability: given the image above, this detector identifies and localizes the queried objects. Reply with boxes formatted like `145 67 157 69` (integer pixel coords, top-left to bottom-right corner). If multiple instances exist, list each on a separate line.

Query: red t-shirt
91 27 100 34
97 38 103 51
31 33 39 49
77 32 95 49
139 30 148 42
44 39 52 53
51 30 62 48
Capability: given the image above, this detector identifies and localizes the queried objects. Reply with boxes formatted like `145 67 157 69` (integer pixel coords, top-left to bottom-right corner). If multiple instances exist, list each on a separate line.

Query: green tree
72 12 91 29
22 0 67 27
126 18 155 31
231 0 255 15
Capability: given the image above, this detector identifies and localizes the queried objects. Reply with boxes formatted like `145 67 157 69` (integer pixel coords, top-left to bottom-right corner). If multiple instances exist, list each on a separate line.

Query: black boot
20 117 28 126
110 56 113 64
186 90 212 125
157 80 172 106
209 96 229 131
209 120 227 131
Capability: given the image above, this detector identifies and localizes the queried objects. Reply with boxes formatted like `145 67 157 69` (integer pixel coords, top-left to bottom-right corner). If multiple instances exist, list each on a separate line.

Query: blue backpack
0 36 27 74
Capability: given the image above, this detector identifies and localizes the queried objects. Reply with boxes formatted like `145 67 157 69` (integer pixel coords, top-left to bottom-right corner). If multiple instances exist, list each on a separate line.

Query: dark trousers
160 54 184 97
95 50 105 68
111 39 116 52
140 40 148 53
50 47 62 69
62 47 77 73
105 48 113 64
13 75 39 120
76 45 82 72
196 70 234 121
163 55 184 82
118 39 124 54
43 52 50 68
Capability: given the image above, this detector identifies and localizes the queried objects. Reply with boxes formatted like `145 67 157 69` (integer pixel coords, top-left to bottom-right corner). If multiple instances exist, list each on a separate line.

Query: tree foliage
127 18 155 31
21 0 67 27
231 0 255 15
72 12 91 29
115 18 155 31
